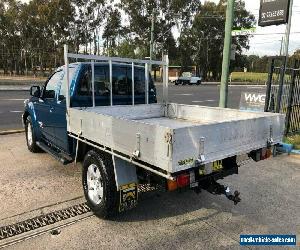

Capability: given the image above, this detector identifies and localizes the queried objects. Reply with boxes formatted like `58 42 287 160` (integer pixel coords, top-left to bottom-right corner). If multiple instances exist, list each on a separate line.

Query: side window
60 67 76 98
94 66 110 96
113 66 129 96
44 71 63 99
134 69 145 95
77 65 92 96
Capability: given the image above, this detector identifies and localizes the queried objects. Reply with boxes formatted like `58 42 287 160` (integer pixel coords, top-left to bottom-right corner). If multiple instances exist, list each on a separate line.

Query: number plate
199 160 223 176
212 160 223 171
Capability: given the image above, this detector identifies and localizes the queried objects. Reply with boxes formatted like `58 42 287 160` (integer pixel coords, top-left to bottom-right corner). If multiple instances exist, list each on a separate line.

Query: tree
0 0 107 76
70 0 106 55
103 8 122 56
0 0 23 75
178 0 255 80
116 39 137 58
119 0 201 60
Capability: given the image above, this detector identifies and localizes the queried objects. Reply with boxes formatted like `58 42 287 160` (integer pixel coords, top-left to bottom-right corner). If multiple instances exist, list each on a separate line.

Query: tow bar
196 178 241 205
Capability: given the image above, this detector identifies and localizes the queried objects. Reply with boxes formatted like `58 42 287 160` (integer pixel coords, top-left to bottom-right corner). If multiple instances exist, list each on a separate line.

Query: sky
209 0 300 56
19 0 300 57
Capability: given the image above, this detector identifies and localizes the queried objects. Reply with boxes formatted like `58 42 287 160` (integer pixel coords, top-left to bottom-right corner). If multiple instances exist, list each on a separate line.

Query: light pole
150 13 155 62
219 0 235 108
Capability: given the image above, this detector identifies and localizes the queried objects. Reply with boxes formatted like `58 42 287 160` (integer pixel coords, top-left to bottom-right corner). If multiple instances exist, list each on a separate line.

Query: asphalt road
0 90 30 131
0 84 266 131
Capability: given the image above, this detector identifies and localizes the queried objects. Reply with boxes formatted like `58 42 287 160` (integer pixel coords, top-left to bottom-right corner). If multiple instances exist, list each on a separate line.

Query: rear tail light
167 179 177 191
177 173 190 187
261 148 267 160
167 172 191 191
261 148 272 160
266 148 272 158
250 147 272 162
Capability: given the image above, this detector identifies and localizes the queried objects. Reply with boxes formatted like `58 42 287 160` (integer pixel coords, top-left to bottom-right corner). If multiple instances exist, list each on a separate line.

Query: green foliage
103 8 122 56
116 40 137 58
178 0 255 80
2 0 290 81
0 0 106 76
119 0 200 61
284 134 300 150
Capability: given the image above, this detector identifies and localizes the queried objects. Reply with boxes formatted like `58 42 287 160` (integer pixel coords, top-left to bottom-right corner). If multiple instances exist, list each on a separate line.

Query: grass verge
231 72 268 83
284 133 300 150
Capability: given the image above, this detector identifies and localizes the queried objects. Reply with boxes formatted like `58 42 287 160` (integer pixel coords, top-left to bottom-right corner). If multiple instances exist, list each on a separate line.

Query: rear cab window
72 63 156 107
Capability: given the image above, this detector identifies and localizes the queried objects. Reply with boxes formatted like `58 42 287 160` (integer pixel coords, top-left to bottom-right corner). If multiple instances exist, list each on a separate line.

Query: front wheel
25 116 40 153
196 80 202 85
82 150 119 218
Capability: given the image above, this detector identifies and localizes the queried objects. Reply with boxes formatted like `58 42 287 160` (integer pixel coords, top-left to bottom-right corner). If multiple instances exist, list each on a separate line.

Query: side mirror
30 86 41 98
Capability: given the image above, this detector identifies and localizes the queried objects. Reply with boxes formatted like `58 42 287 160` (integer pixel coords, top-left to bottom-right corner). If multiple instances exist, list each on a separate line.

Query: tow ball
195 178 241 205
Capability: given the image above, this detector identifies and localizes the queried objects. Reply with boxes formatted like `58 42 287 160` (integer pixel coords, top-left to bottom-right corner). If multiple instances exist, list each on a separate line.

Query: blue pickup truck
23 62 156 157
23 54 283 218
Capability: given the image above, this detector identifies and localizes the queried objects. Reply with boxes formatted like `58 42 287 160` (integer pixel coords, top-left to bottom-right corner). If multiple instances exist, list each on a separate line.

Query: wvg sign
244 93 266 103
239 92 266 112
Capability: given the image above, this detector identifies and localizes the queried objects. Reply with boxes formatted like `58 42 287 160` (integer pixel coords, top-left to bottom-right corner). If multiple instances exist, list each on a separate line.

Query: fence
265 58 300 135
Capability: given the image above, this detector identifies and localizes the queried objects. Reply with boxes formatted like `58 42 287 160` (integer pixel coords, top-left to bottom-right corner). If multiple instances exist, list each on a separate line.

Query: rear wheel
196 80 202 85
25 116 40 153
82 150 119 218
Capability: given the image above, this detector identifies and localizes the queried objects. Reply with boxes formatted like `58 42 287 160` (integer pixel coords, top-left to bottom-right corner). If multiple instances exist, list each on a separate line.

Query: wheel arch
23 109 42 141
22 111 30 127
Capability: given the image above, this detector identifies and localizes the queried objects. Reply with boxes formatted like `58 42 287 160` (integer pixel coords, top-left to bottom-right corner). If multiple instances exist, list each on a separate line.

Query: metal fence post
285 60 299 134
276 58 287 113
264 58 275 112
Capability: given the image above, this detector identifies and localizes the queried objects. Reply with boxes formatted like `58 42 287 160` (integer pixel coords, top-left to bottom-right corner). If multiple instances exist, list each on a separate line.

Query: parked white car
174 72 202 85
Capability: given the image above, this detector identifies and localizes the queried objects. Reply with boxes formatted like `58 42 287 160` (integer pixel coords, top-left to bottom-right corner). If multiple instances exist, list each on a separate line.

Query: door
34 71 63 144
52 66 78 153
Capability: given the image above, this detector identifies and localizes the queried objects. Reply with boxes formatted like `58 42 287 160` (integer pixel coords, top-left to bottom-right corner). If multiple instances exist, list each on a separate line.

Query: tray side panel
171 114 285 172
68 108 172 172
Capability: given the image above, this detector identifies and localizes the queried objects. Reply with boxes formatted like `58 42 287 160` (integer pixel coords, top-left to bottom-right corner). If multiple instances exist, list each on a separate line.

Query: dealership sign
258 0 290 27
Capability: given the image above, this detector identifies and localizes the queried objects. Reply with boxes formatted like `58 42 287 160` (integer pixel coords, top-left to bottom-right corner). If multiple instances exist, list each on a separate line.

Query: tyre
175 80 178 85
196 80 202 85
82 150 119 218
25 116 41 153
